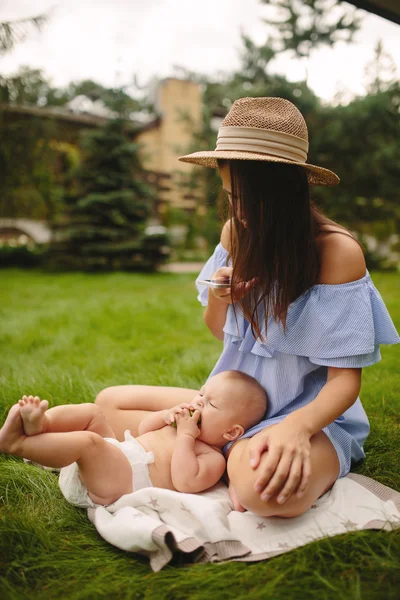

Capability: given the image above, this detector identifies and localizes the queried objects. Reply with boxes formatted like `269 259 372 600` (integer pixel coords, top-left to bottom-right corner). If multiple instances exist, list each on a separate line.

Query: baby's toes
33 396 41 407
39 400 48 411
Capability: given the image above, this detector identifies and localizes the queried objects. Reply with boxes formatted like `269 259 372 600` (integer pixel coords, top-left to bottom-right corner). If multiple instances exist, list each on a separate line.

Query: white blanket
87 474 400 572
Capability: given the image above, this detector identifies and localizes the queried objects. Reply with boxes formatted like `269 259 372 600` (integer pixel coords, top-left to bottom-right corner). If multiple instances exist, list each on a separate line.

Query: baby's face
190 375 242 446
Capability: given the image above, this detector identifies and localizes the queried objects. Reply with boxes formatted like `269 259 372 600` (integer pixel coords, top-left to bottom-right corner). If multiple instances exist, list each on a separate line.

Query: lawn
0 269 399 600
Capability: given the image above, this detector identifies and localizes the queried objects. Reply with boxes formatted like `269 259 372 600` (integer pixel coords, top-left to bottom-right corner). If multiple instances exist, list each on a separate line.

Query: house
135 78 204 213
0 78 205 244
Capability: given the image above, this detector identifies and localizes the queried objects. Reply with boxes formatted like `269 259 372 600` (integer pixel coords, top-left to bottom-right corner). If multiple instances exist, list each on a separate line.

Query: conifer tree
49 118 168 271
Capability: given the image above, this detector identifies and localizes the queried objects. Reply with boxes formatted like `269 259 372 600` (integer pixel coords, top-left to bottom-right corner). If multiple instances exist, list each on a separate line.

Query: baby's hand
175 408 201 439
164 403 192 426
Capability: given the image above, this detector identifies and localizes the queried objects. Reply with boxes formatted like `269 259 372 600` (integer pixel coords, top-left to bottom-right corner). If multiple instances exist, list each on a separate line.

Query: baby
0 371 267 508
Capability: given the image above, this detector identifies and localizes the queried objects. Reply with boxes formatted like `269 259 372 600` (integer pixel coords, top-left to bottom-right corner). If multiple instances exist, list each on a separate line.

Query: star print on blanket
87 473 400 572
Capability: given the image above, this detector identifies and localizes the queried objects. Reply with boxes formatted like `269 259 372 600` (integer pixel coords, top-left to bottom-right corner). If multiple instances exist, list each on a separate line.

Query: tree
364 39 398 95
0 13 47 56
0 67 148 112
63 80 147 116
309 81 400 266
0 13 67 223
178 0 400 268
0 66 63 105
261 0 361 59
48 119 169 271
0 108 66 220
238 33 277 82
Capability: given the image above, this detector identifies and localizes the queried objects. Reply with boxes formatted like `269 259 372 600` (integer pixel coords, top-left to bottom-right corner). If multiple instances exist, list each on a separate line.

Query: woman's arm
247 234 367 504
284 367 361 436
204 286 231 341
203 221 232 340
248 367 361 504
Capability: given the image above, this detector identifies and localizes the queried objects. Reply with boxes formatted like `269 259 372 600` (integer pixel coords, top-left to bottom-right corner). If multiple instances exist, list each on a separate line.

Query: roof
346 0 400 24
0 103 160 133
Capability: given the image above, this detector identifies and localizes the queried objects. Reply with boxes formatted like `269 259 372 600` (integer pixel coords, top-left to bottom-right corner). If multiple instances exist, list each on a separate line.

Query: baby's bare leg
95 385 198 439
19 396 114 438
0 404 133 505
77 437 133 505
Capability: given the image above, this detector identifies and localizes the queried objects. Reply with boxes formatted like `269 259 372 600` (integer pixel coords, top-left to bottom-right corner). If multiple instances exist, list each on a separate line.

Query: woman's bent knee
228 461 313 517
227 433 339 518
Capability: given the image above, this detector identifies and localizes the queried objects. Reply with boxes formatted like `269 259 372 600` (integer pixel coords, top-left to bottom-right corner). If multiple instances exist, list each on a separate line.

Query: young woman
95 97 399 517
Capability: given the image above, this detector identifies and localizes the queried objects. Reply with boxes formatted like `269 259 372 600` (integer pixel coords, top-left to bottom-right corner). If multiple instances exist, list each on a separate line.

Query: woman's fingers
254 447 282 494
248 436 269 469
257 452 292 501
296 453 312 499
209 265 232 303
213 266 233 278
275 455 303 504
232 277 259 301
211 266 232 289
211 287 231 301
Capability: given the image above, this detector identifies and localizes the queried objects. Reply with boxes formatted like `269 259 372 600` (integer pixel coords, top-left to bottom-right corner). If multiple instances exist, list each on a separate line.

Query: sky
1 0 399 105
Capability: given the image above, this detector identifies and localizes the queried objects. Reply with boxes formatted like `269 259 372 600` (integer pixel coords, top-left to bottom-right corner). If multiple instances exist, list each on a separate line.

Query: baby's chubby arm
138 403 192 435
171 409 226 493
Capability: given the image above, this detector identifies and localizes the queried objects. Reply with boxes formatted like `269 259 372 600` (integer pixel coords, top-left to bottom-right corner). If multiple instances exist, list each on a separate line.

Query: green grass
0 269 399 600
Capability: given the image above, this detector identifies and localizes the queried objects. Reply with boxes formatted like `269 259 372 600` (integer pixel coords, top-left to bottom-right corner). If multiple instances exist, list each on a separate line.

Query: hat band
216 126 308 163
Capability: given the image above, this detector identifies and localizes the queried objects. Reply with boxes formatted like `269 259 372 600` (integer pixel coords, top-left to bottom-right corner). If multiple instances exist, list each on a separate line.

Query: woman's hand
209 267 233 304
209 267 258 304
248 419 312 505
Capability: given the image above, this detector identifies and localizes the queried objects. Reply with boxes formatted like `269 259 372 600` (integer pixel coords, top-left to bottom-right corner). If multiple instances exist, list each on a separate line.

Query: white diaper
58 430 154 508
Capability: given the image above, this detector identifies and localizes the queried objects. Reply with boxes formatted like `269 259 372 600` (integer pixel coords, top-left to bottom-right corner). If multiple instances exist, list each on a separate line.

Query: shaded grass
0 269 399 599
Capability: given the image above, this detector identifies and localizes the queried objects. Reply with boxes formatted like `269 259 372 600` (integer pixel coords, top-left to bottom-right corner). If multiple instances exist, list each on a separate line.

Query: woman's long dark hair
219 159 356 340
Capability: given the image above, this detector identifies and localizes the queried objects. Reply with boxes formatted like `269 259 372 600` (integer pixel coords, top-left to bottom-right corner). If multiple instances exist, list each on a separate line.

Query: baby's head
191 370 267 448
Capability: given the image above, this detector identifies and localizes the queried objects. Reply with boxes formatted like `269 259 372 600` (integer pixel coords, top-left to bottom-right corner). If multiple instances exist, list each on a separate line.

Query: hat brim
179 150 339 186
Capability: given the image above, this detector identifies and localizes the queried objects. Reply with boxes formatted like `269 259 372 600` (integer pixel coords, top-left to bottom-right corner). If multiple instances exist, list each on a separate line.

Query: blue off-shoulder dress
196 243 400 477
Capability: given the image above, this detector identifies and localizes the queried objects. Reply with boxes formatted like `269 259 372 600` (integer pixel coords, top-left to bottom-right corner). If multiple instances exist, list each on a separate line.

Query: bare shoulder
317 231 366 285
220 220 232 251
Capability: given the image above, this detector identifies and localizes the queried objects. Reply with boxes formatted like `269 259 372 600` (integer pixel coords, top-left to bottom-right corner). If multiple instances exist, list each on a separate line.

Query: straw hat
179 97 339 186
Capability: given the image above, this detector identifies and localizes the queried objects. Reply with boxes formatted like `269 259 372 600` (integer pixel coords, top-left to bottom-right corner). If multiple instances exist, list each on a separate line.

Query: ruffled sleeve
223 272 400 368
195 243 229 306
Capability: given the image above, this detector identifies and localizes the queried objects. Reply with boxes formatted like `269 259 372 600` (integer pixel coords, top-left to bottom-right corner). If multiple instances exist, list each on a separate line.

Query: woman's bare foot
0 404 24 454
18 395 49 436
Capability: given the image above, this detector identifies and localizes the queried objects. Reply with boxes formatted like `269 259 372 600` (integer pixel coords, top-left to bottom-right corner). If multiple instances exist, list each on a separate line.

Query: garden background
1 1 399 598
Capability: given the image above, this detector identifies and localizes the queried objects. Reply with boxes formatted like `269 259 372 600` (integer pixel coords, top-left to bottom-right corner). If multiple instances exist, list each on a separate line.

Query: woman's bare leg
19 396 115 438
0 404 132 505
227 430 340 518
95 385 199 439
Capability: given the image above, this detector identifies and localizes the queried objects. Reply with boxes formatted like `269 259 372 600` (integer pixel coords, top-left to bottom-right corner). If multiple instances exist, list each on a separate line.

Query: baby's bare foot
18 395 49 436
0 404 24 454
